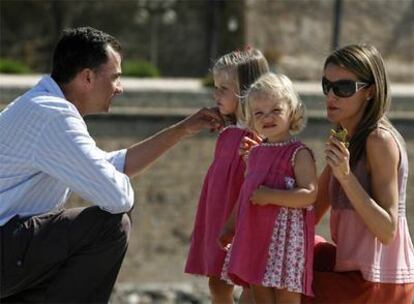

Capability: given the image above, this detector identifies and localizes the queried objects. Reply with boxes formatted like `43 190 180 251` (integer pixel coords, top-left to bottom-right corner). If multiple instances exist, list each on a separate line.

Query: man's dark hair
51 26 122 84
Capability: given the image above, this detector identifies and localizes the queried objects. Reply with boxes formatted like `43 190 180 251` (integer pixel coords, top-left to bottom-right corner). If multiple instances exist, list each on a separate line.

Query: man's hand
179 107 224 137
124 107 223 177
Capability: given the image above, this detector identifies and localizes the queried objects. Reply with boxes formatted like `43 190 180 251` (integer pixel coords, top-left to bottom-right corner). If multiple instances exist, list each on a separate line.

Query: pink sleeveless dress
221 139 315 296
329 132 414 283
304 130 414 304
185 125 251 277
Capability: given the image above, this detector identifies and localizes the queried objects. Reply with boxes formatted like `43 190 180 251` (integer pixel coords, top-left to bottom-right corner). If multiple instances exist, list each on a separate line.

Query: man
0 27 221 302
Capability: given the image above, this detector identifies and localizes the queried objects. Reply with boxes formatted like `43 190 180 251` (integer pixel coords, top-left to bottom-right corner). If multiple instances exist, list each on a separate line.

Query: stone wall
0 0 245 77
1 0 413 80
245 0 414 81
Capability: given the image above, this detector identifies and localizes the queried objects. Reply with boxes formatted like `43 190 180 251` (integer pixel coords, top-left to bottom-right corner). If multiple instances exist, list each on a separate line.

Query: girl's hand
250 185 271 205
239 134 262 161
218 224 234 251
325 135 350 180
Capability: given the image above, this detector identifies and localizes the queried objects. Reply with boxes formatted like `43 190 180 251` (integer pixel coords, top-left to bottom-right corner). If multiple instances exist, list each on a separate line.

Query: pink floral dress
221 139 315 296
185 125 251 277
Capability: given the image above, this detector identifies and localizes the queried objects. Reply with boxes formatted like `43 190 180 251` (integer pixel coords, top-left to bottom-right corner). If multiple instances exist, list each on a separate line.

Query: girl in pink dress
185 48 269 303
306 44 414 303
220 73 318 303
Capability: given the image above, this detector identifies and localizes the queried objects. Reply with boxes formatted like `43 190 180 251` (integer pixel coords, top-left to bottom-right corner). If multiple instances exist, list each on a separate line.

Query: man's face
88 46 123 114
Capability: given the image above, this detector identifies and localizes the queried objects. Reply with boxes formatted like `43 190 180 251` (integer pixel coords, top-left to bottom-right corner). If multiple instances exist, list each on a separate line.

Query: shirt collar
37 75 66 99
36 75 82 116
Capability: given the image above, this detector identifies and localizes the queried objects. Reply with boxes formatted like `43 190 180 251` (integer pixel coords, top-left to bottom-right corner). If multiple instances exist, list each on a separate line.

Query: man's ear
78 68 95 89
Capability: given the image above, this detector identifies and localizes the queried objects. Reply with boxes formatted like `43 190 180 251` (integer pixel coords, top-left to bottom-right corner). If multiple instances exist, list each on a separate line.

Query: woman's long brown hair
324 44 403 167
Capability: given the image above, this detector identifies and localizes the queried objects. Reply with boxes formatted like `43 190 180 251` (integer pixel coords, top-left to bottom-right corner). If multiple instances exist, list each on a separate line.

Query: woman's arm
250 148 318 208
326 129 399 244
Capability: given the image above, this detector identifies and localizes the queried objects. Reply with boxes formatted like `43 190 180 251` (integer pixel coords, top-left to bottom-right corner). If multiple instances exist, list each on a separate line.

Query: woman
310 44 414 303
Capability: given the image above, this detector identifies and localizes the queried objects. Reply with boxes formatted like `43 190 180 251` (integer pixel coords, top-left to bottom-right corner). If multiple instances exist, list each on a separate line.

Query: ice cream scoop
330 128 349 148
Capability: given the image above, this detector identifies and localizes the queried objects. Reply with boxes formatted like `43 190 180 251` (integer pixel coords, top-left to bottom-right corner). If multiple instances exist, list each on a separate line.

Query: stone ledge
1 74 413 113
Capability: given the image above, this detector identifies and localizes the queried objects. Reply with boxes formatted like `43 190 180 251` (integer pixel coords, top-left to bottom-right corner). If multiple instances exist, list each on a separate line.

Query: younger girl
185 49 269 303
221 73 318 303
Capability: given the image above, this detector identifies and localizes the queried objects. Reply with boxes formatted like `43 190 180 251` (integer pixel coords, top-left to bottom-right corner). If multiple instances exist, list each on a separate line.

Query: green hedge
122 59 160 78
0 58 31 74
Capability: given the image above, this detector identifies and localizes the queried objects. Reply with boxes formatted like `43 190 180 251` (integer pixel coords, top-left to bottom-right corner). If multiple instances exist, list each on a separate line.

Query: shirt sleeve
32 111 134 213
105 149 128 173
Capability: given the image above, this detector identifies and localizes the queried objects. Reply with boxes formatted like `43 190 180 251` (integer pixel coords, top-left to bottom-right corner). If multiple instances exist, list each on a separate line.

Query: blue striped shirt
0 76 134 225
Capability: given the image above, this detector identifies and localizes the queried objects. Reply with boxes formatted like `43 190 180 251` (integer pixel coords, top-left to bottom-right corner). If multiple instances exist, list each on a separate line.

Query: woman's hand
325 135 350 181
239 134 262 161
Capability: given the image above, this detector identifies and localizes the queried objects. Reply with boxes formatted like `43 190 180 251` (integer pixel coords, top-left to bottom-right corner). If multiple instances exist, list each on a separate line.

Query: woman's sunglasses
322 77 370 98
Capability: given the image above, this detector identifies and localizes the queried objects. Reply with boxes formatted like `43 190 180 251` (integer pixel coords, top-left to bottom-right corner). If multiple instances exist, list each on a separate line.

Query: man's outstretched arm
124 107 222 178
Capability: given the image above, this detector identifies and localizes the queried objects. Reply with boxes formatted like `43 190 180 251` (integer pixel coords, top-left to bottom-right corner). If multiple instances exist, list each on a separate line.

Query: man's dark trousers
0 206 131 302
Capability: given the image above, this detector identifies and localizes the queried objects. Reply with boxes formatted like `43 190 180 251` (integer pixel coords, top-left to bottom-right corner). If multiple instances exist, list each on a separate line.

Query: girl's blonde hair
246 72 306 134
324 44 404 166
212 48 269 124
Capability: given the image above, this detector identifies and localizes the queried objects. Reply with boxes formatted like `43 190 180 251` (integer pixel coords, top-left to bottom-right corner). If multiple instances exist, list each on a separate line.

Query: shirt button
16 260 22 267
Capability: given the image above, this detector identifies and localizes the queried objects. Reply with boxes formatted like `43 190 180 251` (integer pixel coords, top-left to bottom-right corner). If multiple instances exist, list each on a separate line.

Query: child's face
250 93 291 142
213 71 239 116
